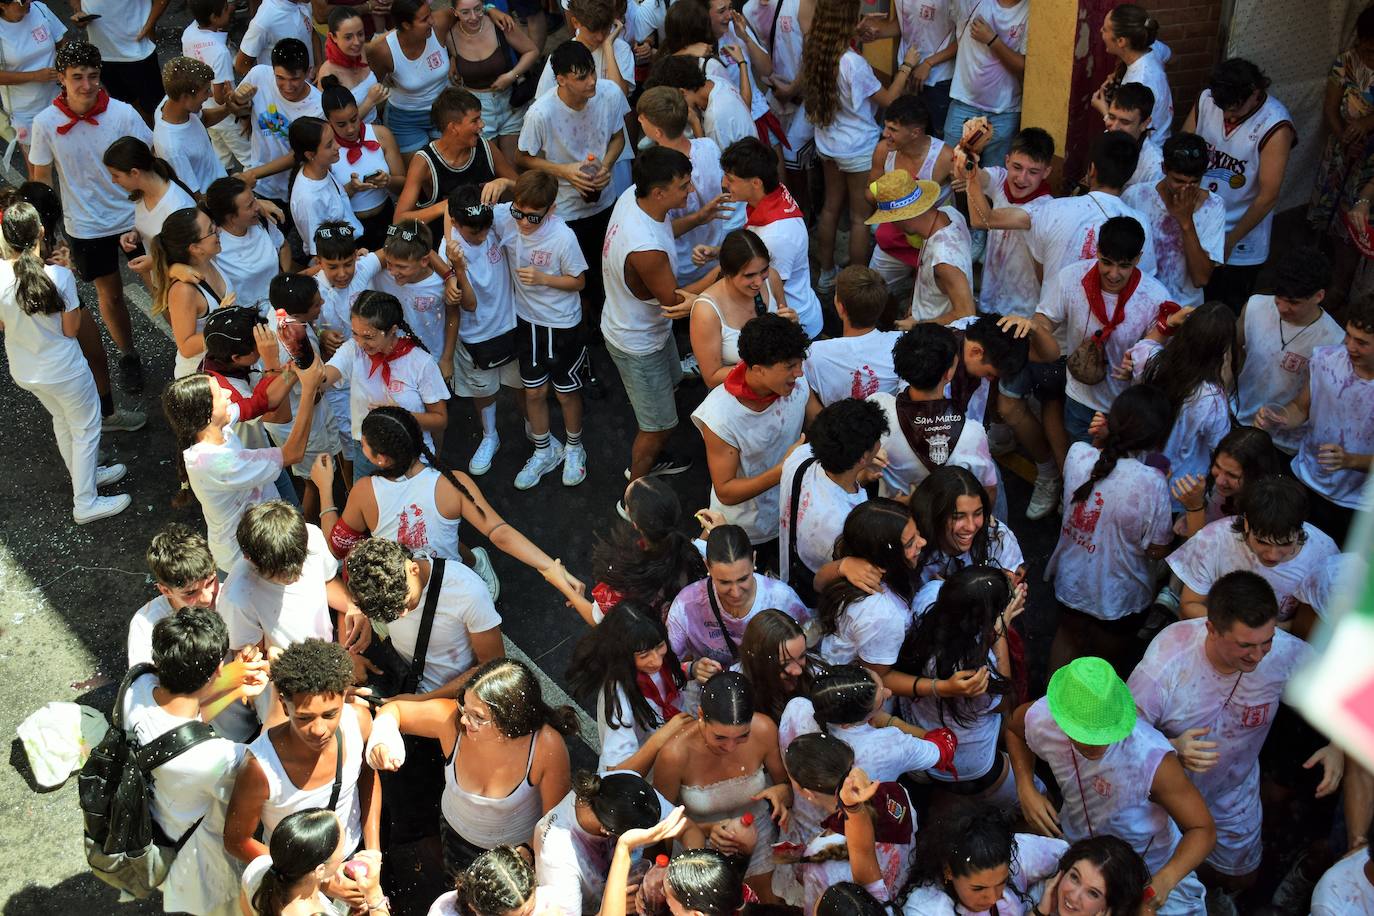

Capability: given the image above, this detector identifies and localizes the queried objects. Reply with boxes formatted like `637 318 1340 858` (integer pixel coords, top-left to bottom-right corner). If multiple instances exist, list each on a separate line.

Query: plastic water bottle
276 309 315 369
578 154 602 204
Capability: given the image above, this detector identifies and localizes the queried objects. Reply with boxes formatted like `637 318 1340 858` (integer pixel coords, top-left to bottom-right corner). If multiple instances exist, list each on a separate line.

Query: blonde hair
802 0 862 128
162 55 214 99
636 85 689 138
147 207 207 316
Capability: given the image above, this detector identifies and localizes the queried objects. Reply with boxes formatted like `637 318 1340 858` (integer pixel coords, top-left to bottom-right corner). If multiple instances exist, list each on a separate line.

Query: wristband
986 33 999 47
443 268 456 280
320 505 338 516
1183 502 1204 513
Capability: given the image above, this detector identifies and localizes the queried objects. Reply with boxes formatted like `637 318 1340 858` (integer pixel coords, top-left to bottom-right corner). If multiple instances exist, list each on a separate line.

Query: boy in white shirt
28 41 152 394
74 0 165 123
370 219 458 368
493 171 591 490
1106 83 1164 192
235 0 320 77
803 265 903 413
182 0 249 168
154 57 231 195
229 38 323 209
646 54 755 154
128 523 221 668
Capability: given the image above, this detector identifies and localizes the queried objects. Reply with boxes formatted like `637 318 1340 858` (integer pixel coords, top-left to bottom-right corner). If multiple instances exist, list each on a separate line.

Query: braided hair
452 846 536 916
352 289 430 352
360 405 482 514
1069 385 1172 505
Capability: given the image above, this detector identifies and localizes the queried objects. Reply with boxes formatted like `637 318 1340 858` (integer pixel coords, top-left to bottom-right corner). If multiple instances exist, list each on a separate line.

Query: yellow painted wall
1022 0 1079 153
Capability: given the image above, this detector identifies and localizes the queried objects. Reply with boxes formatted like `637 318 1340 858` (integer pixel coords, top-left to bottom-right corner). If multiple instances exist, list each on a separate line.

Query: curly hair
270 638 354 700
344 538 414 622
461 657 580 739
807 398 889 474
738 312 810 367
802 0 862 128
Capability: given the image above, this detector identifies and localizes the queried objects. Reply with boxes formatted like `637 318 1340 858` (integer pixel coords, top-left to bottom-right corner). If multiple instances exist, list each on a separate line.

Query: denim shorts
385 104 440 153
606 336 682 433
473 86 526 139
998 356 1067 402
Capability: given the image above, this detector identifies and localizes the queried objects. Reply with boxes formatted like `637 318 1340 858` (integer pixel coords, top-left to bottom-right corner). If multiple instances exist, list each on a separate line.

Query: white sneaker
681 354 701 377
74 493 131 525
468 435 500 476
95 463 127 487
101 406 146 433
816 266 838 293
562 443 587 486
514 444 564 490
986 422 1015 456
469 546 500 602
1025 475 1062 521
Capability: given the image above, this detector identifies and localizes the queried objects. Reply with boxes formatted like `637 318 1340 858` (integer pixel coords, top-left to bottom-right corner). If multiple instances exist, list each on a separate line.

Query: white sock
1036 461 1059 480
480 403 497 437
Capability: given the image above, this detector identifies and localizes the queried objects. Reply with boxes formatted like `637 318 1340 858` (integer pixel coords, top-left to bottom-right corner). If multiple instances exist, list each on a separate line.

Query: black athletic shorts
69 232 131 282
102 53 163 115
517 317 587 393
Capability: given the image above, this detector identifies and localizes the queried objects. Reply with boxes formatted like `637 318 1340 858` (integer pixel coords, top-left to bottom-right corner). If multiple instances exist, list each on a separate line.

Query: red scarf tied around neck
1081 264 1142 337
325 35 367 69
53 89 110 135
336 125 381 165
745 185 802 228
723 361 780 407
637 669 682 720
367 336 416 388
1004 177 1052 206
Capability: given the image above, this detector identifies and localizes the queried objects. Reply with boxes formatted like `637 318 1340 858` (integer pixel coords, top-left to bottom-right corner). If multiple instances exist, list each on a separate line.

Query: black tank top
417 138 497 245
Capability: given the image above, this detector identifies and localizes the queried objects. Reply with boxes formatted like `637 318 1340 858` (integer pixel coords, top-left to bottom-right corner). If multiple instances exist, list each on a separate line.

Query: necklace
1278 310 1322 350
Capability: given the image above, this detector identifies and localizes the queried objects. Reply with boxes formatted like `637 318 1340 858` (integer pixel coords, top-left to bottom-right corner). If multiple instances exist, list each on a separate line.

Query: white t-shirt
902 834 1067 915
372 271 450 359
779 700 942 781
750 207 823 338
803 330 904 405
1311 850 1374 916
778 444 868 586
518 82 630 221
718 21 770 120
917 518 1025 584
665 573 811 670
28 97 151 240
1292 344 1374 509
670 137 729 281
292 171 363 258
182 22 235 85
691 377 810 543
910 206 973 322
704 79 756 153
1235 297 1345 453
898 651 1003 782
0 2 67 129
237 64 323 201
894 0 956 84
1167 517 1340 623
441 225 518 345
0 261 84 386
135 182 199 245
1036 259 1169 411
387 560 502 693
1296 553 1363 620
1026 191 1158 282
595 683 662 773
154 102 228 195
1161 383 1231 501
127 595 175 667
814 51 881 160
1047 442 1173 619
950 0 1029 113
1124 48 1173 145
534 36 637 99
818 586 911 667
214 220 286 312
240 0 315 66
1124 139 1163 193
318 252 384 334
979 167 1050 317
492 204 588 330
1129 619 1312 843
83 0 155 63
219 524 337 651
326 338 449 448
1120 182 1225 307
600 187 679 354
869 391 998 499
184 427 284 572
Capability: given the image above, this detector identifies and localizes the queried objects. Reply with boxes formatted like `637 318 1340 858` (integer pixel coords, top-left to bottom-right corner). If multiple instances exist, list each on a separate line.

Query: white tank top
1235 296 1345 453
885 138 951 206
384 28 450 111
693 286 775 367
440 731 544 848
351 69 380 124
371 466 462 560
329 122 391 213
753 0 802 86
1195 89 1294 266
248 704 365 854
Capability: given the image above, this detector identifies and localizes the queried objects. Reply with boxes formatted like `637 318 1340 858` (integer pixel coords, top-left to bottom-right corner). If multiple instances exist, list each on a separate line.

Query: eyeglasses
509 204 550 226
198 225 220 242
459 705 492 728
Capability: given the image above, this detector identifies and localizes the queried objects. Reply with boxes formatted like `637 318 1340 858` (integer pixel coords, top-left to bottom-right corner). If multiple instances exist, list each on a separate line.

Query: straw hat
865 169 941 226
1046 657 1138 746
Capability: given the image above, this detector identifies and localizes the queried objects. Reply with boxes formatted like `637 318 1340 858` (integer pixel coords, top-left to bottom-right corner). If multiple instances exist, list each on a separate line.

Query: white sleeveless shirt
693 285 776 367
329 122 391 213
1235 295 1344 453
247 703 365 854
384 28 450 110
885 139 951 206
371 467 462 560
441 731 544 848
1195 89 1294 266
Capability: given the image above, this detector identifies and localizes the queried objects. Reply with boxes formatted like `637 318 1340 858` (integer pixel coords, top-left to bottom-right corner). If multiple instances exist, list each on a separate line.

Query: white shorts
1204 807 1263 877
820 149 871 174
868 243 915 292
453 343 523 398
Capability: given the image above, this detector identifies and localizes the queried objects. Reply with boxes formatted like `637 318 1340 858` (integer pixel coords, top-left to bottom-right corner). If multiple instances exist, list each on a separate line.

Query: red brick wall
1152 0 1227 126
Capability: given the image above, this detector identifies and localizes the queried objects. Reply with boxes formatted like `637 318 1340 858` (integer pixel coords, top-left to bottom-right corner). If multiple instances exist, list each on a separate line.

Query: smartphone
366 170 387 183
72 12 101 23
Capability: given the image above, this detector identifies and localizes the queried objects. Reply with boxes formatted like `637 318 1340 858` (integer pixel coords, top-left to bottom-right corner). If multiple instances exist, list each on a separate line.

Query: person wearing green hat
1005 656 1215 915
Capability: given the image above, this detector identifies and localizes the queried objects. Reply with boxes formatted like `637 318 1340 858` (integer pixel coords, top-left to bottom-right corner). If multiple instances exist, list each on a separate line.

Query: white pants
19 370 102 513
209 116 251 170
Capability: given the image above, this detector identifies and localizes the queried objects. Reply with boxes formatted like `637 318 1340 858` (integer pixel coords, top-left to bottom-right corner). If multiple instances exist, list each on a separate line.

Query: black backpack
78 663 217 898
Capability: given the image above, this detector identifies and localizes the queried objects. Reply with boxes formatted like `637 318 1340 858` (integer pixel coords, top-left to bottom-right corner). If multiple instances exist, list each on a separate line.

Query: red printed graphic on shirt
850 365 880 399
395 504 430 550
427 52 444 70
487 244 504 264
530 249 553 269
412 295 439 314
32 26 49 42
1092 776 1113 799
1279 351 1309 374
919 3 935 19
1070 493 1104 534
1079 226 1098 261
1239 704 1270 728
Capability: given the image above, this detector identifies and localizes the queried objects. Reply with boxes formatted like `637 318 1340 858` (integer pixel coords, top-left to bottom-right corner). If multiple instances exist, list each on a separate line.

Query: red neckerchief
723 361 779 406
1003 178 1052 206
325 35 366 69
53 89 110 135
336 123 381 165
636 669 681 720
591 581 624 614
745 185 802 228
1081 264 1142 334
367 336 416 387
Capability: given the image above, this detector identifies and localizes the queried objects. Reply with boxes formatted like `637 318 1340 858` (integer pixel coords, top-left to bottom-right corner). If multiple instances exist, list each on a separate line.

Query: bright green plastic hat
1046 657 1138 746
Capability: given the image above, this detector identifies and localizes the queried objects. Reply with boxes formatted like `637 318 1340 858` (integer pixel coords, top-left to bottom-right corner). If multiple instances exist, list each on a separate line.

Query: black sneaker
623 453 692 480
117 352 144 395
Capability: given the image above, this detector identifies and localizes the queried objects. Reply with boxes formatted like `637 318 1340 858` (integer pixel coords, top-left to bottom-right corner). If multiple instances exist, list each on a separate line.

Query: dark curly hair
893 323 959 391
344 538 413 623
592 476 706 621
900 807 1022 907
270 638 354 700
808 398 889 474
738 312 810 368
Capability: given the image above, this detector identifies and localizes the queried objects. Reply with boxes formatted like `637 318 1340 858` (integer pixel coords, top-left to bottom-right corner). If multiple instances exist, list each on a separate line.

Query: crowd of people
1 0 1373 914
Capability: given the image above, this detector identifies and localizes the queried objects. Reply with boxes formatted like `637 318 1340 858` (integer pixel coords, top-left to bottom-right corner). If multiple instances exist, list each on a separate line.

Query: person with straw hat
1005 657 1215 915
865 169 975 327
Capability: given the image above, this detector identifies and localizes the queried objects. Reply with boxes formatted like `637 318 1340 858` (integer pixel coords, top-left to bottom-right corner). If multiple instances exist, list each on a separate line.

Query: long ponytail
0 202 61 315
250 808 341 916
148 207 207 316
161 373 216 508
359 405 483 514
102 136 197 202
1070 385 1172 504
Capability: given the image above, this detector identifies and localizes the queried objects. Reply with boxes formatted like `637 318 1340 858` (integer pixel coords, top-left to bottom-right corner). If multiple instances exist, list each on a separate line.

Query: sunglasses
509 204 550 226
